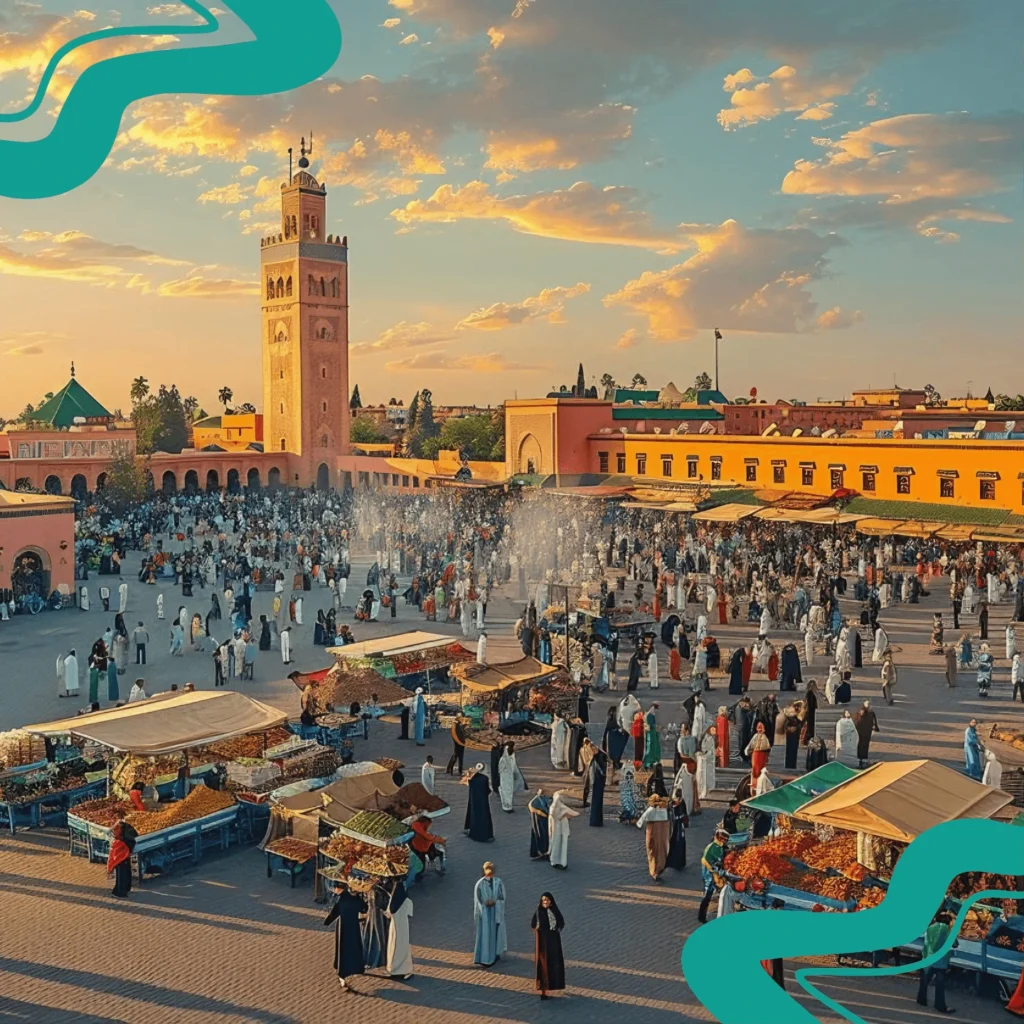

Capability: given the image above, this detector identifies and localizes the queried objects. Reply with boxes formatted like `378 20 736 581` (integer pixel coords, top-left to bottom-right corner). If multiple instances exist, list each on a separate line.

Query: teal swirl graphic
0 1 342 199
683 819 1024 1024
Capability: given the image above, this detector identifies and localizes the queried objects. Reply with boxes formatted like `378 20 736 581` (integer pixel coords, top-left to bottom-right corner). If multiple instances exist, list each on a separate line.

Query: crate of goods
335 810 412 848
0 730 47 771
225 758 281 789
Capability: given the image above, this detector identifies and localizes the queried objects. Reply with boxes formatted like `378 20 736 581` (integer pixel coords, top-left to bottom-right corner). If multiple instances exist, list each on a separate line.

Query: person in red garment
715 706 730 769
631 710 645 768
106 810 137 898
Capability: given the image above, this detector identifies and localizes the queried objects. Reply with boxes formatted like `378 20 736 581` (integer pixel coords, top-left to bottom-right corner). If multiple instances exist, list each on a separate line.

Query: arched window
267 277 275 299
321 434 329 448
290 216 297 237
320 277 326 296
330 278 338 298
276 277 284 297
321 367 326 378
284 219 290 239
308 275 316 296
311 215 319 237
285 277 293 297
280 438 286 451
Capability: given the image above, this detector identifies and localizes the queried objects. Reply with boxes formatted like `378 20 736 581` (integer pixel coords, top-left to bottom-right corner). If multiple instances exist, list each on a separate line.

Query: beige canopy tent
327 631 457 659
274 764 398 822
794 759 1013 844
456 656 562 695
22 691 288 756
692 503 760 523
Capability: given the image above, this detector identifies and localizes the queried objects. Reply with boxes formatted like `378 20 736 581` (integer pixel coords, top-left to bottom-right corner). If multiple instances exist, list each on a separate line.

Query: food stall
453 656 570 750
732 759 1022 995
22 691 289 879
327 631 474 694
0 757 107 835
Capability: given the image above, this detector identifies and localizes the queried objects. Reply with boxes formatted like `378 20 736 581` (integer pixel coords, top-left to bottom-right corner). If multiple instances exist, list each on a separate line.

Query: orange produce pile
725 832 819 881
855 888 886 911
802 834 857 872
125 786 235 835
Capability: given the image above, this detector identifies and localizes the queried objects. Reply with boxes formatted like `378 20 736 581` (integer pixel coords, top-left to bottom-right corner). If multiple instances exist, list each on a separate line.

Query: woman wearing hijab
801 681 819 745
626 648 643 692
745 722 771 782
314 609 326 646
588 748 608 826
531 893 566 999
106 810 137 897
696 725 716 800
674 723 697 774
323 883 367 994
618 765 639 824
107 637 122 702
602 706 629 770
727 646 745 696
464 764 494 843
88 638 106 705
645 763 668 798
384 881 414 979
548 791 579 869
666 788 688 871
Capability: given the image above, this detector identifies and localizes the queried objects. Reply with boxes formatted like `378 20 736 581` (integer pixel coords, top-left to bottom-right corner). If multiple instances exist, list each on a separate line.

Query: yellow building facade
592 433 1024 513
192 413 263 452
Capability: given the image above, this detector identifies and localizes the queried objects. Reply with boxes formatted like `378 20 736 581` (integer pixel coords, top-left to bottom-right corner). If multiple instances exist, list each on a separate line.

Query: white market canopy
327 631 463 660
22 690 288 755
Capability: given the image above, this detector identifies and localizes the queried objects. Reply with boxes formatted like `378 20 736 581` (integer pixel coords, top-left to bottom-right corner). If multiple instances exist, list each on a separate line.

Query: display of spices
125 786 235 836
70 795 131 827
341 810 409 842
802 833 856 872
206 728 294 762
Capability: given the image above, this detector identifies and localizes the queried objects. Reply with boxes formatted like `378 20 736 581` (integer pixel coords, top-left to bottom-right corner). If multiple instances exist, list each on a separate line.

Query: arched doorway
44 475 62 495
162 470 177 494
246 467 261 491
206 469 220 492
184 470 199 493
267 467 281 491
95 472 107 491
227 468 241 494
316 462 330 491
71 474 87 498
11 549 49 603
516 433 543 475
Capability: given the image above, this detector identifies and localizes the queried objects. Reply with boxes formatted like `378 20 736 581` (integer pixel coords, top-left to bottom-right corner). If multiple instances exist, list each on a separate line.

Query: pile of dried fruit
353 848 410 877
0 730 47 770
855 888 886 911
802 834 857 872
800 875 866 903
342 810 409 842
206 728 294 762
265 837 318 863
125 786 235 835
959 908 994 941
71 796 130 827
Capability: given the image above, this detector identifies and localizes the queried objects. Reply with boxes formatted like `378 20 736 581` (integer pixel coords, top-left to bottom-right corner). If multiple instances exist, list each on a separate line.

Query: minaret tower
260 135 350 487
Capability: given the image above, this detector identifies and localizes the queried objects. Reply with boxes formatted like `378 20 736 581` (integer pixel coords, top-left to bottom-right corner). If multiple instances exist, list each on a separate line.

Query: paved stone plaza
0 547 1016 1023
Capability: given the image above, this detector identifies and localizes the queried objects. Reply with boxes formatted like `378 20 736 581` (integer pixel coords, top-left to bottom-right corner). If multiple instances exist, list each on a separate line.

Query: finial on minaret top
70 361 75 379
298 133 313 169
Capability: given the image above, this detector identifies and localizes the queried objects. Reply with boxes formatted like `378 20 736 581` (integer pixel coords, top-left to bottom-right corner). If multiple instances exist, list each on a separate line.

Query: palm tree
237 402 257 413
183 396 199 421
130 376 150 404
630 373 648 389
694 372 713 391
19 403 35 424
600 372 616 400
218 387 233 412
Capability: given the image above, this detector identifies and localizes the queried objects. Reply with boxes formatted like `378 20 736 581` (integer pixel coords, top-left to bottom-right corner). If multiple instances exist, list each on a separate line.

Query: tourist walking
548 790 578 869
473 862 507 968
531 893 566 1000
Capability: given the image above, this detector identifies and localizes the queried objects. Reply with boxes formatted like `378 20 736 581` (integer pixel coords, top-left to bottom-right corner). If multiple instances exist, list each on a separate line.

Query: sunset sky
0 0 1021 418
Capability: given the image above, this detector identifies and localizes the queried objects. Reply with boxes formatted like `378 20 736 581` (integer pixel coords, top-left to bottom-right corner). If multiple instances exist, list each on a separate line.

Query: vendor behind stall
410 815 446 875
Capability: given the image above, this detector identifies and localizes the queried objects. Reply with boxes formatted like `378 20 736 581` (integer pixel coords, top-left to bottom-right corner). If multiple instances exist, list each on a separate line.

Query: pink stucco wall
0 509 76 593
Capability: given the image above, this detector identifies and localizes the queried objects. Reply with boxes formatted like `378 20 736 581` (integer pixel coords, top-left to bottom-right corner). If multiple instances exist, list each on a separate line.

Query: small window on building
598 451 609 474
617 453 626 474
862 472 876 492
279 403 284 414
413 476 420 488
280 438 286 451
801 467 814 487
687 459 698 479
322 402 328 413
897 474 911 495
940 477 955 499
980 479 996 501
321 367 326 378
711 460 722 481
745 464 757 483
773 465 785 485
830 469 844 490
322 435 329 448
402 475 409 487
392 474 399 486
279 370 284 379
662 455 673 478
636 454 647 476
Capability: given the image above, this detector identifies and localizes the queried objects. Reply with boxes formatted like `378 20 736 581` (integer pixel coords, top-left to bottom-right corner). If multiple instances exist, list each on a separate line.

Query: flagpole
714 327 720 393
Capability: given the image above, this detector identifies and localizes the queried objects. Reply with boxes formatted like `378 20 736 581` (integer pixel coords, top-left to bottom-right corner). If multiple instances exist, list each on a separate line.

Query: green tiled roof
193 415 222 428
844 497 1010 526
1003 514 1024 527
614 388 659 404
32 378 112 428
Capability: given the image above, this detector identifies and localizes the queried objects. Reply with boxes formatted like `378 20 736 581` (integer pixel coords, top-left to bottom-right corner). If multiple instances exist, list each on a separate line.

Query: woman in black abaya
531 893 566 1000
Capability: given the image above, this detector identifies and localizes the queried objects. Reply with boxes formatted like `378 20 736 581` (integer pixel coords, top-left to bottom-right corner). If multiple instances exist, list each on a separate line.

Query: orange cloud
392 180 685 251
384 351 533 373
604 220 849 340
456 283 590 331
816 306 864 330
717 65 860 130
352 321 454 354
616 328 642 350
155 275 260 299
782 112 1024 201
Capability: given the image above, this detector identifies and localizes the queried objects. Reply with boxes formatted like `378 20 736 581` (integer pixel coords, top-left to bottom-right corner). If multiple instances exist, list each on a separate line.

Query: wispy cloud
456 282 590 331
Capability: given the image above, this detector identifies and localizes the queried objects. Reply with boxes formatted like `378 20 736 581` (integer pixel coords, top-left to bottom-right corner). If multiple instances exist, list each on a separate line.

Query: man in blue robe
964 719 983 780
473 862 506 967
